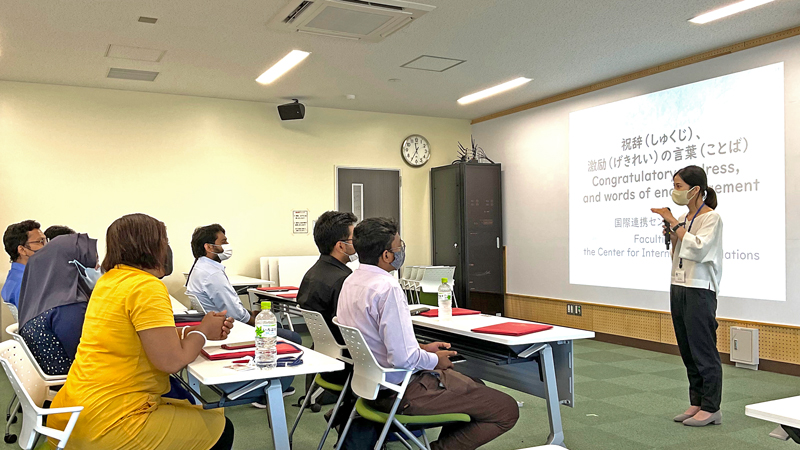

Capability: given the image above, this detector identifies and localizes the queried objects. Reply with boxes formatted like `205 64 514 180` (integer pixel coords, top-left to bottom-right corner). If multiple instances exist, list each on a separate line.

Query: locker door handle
496 237 500 249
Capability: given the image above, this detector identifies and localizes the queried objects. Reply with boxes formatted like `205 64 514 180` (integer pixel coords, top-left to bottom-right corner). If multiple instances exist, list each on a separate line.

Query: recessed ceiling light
457 77 531 105
256 50 310 84
138 16 158 24
689 0 774 24
389 78 401 82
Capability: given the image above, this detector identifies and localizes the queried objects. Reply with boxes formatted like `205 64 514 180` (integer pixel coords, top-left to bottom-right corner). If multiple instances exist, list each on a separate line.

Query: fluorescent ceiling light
256 50 310 84
689 0 774 24
457 77 531 105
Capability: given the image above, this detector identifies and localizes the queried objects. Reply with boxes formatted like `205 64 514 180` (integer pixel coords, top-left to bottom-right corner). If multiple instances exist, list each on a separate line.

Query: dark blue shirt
1 262 25 308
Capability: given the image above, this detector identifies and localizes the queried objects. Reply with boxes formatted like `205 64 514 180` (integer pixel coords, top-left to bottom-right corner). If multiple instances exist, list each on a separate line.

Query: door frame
334 166 403 230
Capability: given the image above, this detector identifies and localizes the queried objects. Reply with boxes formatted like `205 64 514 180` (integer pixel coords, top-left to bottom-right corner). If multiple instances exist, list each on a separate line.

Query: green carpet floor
2 337 797 449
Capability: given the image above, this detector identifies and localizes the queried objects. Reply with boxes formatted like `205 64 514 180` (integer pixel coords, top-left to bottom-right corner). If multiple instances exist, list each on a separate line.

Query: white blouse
671 210 724 293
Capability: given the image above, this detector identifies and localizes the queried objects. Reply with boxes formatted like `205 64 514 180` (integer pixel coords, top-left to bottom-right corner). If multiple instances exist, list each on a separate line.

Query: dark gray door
336 168 401 227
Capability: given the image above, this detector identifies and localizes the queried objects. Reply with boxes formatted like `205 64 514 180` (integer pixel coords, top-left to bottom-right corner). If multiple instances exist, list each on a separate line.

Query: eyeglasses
389 240 406 252
24 238 47 248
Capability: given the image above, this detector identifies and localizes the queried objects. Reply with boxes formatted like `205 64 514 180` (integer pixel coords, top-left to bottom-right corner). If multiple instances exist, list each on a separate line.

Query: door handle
496 237 500 249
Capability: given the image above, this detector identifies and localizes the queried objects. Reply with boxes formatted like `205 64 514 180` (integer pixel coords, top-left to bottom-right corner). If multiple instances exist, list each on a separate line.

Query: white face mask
213 244 233 261
69 260 103 289
348 252 359 263
671 186 697 206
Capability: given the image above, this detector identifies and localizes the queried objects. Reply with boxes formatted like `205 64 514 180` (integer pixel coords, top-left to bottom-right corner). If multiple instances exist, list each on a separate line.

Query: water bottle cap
261 301 271 310
441 278 448 284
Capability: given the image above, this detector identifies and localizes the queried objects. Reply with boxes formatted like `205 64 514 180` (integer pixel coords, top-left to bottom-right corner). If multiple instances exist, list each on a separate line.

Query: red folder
257 286 299 292
201 342 301 360
419 308 480 318
277 293 297 299
471 322 553 336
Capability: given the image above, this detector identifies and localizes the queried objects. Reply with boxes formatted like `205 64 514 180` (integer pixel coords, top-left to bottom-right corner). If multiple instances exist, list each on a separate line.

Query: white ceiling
0 0 798 120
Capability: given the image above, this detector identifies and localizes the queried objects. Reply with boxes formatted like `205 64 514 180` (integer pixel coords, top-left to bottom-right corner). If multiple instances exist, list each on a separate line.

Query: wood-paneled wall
507 294 800 366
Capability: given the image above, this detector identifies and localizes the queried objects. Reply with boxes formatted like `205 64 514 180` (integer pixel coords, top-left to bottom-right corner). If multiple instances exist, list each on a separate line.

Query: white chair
185 293 206 314
6 324 67 386
289 310 353 450
5 304 18 322
333 318 470 450
0 340 82 450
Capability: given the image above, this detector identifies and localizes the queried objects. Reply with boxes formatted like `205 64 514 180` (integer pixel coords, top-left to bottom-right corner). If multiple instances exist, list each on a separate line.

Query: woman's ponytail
704 186 718 209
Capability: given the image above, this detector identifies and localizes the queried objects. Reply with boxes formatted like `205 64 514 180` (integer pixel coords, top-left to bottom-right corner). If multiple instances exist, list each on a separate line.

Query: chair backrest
334 318 402 401
0 340 49 409
5 303 19 322
6 323 67 384
401 267 411 282
185 293 206 313
414 267 426 282
408 267 419 283
300 309 351 364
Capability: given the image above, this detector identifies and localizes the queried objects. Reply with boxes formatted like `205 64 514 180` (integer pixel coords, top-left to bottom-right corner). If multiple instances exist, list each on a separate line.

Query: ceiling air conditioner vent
270 0 434 43
107 68 159 82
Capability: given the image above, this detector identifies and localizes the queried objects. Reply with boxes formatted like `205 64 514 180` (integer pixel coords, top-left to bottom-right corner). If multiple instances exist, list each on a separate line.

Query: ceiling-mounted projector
278 99 305 120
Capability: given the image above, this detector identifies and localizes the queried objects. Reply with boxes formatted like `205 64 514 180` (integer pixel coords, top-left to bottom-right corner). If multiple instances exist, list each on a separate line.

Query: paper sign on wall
293 210 309 234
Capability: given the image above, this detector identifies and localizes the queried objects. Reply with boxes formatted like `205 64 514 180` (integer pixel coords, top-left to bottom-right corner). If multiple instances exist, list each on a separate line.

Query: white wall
473 35 800 326
0 82 470 300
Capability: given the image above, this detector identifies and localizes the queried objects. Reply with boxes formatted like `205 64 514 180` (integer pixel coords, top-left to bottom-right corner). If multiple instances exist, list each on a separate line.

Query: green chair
290 309 353 450
333 318 471 450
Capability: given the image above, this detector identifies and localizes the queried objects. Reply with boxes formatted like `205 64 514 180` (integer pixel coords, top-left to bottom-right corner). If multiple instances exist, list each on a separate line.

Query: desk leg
541 344 565 447
266 380 290 450
283 304 295 332
187 372 202 405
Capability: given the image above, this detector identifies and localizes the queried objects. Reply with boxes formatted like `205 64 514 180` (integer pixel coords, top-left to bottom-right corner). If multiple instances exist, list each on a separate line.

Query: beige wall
0 81 471 305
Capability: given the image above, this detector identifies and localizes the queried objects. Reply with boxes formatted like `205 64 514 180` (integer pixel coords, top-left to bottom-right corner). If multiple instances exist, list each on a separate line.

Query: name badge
674 270 686 283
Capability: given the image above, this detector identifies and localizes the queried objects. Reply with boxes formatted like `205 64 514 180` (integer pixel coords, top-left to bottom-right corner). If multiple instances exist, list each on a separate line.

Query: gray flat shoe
673 413 694 422
683 410 722 426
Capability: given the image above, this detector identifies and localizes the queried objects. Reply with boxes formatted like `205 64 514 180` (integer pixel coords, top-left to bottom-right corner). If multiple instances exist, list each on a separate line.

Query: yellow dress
48 265 225 450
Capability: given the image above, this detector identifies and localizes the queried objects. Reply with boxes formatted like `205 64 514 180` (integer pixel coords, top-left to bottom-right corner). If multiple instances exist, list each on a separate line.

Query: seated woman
17 232 98 375
48 213 235 450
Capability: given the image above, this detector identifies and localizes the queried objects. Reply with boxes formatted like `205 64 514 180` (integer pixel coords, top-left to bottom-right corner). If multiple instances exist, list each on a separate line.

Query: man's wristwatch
671 222 686 233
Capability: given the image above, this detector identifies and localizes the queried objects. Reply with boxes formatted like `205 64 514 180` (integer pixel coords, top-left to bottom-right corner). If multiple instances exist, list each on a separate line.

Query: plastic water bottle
438 278 453 321
254 301 277 369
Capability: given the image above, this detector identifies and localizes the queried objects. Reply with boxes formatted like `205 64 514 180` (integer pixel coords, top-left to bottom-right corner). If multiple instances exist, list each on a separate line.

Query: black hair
353 217 398 266
3 220 41 262
674 165 718 209
191 224 226 259
313 211 358 255
44 225 76 241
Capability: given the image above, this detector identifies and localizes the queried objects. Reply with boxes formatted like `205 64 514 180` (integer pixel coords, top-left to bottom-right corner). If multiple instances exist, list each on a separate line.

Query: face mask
671 186 697 206
214 244 233 261
69 260 103 289
390 248 405 270
162 245 173 278
348 252 359 263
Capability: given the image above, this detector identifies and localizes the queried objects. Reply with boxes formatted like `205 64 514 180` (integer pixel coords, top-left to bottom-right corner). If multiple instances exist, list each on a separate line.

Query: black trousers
670 285 722 413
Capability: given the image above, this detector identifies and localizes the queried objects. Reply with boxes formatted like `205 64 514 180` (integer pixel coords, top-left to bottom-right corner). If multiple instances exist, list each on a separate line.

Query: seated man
337 218 519 450
2 220 46 311
186 224 299 401
298 210 357 348
44 225 76 241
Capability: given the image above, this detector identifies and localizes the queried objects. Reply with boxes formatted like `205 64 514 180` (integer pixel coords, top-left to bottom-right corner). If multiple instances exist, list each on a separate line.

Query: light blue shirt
185 257 251 323
337 264 437 384
1 262 25 308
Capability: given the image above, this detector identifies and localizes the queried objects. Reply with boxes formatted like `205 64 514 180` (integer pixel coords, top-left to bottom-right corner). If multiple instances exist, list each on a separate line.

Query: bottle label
438 293 451 302
256 324 278 338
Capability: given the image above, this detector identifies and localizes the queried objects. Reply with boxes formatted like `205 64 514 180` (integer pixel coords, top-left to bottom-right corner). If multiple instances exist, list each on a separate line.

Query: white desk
746 395 800 429
248 288 302 331
187 322 344 450
410 307 594 447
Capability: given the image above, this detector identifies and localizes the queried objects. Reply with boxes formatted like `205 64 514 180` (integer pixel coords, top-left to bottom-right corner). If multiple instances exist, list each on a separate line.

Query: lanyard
679 204 705 269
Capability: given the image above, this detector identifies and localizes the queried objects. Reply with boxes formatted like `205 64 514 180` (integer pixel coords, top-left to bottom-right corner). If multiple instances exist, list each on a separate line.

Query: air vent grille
284 1 314 23
337 0 404 11
107 68 159 82
138 16 158 24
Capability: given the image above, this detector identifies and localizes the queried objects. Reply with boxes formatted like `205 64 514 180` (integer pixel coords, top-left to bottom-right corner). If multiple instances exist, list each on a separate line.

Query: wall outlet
567 304 582 316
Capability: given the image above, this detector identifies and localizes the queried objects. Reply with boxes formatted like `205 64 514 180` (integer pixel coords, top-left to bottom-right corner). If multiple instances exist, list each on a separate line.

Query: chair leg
374 395 406 450
5 394 15 420
334 407 358 450
289 380 317 446
394 432 413 450
392 420 428 450
422 430 431 450
317 374 352 450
